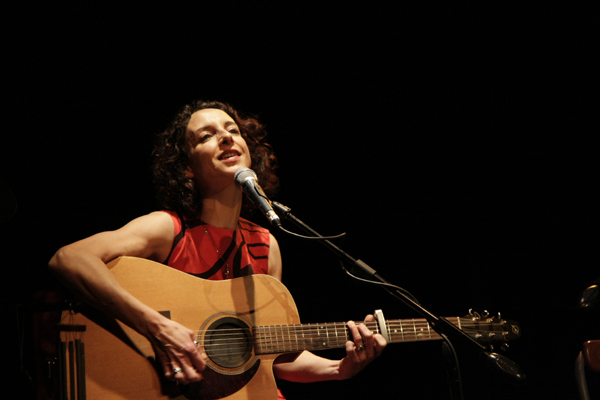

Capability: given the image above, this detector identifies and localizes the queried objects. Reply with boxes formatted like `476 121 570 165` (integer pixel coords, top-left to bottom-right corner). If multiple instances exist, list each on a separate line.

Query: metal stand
273 201 525 398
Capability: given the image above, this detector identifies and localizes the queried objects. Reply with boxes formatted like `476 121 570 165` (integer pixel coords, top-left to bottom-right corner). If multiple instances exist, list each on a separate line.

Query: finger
345 339 361 362
179 339 206 381
364 314 375 322
373 333 387 356
176 360 199 384
187 342 207 373
163 346 184 382
162 363 176 381
154 345 177 380
356 323 375 358
151 323 205 383
347 320 361 345
170 364 184 382
347 320 366 355
168 347 203 383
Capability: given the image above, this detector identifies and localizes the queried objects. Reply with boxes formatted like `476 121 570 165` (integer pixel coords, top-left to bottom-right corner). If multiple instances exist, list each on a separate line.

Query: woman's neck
200 186 243 230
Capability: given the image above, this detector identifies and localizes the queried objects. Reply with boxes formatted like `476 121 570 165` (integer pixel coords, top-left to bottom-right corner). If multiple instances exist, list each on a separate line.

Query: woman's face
185 108 251 194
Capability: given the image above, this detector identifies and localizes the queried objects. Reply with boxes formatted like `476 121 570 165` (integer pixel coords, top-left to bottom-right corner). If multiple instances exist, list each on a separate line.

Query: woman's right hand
149 317 207 384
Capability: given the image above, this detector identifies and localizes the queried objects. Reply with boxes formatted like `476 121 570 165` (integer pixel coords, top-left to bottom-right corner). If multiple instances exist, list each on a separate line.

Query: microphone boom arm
272 200 526 387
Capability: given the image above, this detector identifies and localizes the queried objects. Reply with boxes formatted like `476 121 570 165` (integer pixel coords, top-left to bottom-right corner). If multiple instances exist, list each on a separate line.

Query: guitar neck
253 317 457 354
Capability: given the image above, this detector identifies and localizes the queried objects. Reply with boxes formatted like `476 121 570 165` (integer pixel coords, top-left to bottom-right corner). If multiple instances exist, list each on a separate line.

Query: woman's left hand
338 314 388 379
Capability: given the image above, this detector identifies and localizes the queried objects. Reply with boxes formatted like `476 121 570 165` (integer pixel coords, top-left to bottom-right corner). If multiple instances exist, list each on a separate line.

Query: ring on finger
358 345 364 351
173 367 182 374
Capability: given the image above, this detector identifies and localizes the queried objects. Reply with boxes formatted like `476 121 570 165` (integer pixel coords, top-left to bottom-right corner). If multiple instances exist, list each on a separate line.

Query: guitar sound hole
205 317 253 368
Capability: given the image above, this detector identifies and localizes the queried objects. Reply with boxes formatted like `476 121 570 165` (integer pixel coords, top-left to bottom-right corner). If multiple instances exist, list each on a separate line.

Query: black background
2 3 599 399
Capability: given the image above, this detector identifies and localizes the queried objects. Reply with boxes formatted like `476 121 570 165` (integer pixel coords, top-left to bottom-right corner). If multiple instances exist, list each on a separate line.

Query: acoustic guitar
57 256 520 400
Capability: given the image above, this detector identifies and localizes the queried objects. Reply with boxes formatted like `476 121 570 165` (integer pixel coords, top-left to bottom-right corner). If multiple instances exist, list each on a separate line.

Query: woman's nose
218 130 234 144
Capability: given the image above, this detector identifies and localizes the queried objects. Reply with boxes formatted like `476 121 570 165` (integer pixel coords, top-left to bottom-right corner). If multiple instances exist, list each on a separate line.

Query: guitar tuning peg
501 342 510 352
468 309 481 321
495 312 502 323
482 310 489 318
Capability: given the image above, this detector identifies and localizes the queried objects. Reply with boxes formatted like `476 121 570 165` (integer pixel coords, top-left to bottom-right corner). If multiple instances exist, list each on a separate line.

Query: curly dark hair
152 100 279 220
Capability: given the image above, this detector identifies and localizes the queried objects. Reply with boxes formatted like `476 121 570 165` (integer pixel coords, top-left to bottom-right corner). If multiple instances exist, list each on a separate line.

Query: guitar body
58 257 521 399
60 256 301 400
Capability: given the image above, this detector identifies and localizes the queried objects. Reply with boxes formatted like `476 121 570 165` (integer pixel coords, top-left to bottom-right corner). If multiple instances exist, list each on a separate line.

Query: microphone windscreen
234 168 257 188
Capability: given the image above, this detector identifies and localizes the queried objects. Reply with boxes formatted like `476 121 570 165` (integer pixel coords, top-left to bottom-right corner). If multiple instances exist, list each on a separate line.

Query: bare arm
268 233 282 281
266 236 387 382
49 212 173 317
48 211 206 383
272 317 387 382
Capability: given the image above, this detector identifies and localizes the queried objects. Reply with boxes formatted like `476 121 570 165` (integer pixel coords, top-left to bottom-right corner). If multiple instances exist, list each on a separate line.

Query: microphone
234 168 281 227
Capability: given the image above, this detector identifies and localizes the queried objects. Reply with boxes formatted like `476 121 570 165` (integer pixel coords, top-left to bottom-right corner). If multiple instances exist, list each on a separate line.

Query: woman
49 100 387 398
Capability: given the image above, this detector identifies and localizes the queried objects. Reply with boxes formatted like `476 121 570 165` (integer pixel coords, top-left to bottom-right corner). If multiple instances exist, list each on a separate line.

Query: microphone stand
272 202 525 398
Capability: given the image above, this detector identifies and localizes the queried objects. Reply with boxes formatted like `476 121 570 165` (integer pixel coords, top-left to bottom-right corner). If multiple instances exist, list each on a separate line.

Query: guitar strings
191 318 502 334
191 319 506 337
192 319 507 340
188 318 511 357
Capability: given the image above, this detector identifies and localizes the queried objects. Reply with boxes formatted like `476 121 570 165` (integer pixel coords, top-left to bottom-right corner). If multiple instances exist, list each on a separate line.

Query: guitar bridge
158 310 171 319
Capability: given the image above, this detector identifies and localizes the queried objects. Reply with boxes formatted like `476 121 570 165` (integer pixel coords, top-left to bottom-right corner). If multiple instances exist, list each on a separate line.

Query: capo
374 310 390 343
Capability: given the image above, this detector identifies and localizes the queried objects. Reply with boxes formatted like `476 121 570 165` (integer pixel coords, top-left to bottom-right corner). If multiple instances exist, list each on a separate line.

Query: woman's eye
198 133 213 142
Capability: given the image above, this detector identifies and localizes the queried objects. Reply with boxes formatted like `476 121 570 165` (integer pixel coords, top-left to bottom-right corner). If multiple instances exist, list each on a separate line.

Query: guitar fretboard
253 317 461 354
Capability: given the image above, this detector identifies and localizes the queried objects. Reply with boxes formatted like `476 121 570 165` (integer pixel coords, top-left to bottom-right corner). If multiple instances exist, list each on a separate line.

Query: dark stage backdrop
3 3 599 399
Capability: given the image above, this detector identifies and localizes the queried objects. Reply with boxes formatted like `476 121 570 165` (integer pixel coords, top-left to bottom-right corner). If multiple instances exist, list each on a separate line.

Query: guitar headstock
460 310 521 349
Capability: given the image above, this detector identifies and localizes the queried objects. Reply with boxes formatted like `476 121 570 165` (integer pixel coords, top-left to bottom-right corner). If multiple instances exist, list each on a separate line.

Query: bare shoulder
120 211 174 238
64 211 176 263
109 211 175 261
